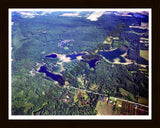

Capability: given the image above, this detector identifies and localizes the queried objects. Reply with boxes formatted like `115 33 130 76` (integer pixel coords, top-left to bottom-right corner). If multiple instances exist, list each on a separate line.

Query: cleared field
96 97 113 115
140 50 149 61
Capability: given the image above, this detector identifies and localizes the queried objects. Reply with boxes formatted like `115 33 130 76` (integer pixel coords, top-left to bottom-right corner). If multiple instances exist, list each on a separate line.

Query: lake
38 66 65 86
99 48 127 63
45 54 57 58
81 58 100 68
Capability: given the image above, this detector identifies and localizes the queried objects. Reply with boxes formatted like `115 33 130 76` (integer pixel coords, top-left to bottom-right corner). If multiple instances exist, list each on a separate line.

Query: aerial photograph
9 9 151 119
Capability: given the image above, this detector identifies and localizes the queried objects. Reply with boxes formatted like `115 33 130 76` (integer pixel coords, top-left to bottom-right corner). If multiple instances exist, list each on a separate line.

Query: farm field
114 99 148 115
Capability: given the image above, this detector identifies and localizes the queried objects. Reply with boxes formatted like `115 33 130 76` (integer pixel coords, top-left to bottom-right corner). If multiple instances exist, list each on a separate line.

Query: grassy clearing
89 84 99 91
130 71 137 74
24 103 34 114
116 100 122 108
119 88 128 96
119 88 136 101
74 90 90 107
140 50 149 61
138 97 148 105
139 68 147 72
74 90 79 103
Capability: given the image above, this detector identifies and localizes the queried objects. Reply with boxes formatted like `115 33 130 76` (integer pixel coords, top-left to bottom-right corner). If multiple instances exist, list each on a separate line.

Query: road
110 97 149 108
65 85 149 108
65 85 105 96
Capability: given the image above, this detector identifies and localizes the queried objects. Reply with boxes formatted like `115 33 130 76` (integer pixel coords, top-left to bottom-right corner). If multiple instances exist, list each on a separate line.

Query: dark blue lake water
87 59 100 68
45 54 57 58
99 48 126 63
38 66 65 86
81 59 100 68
